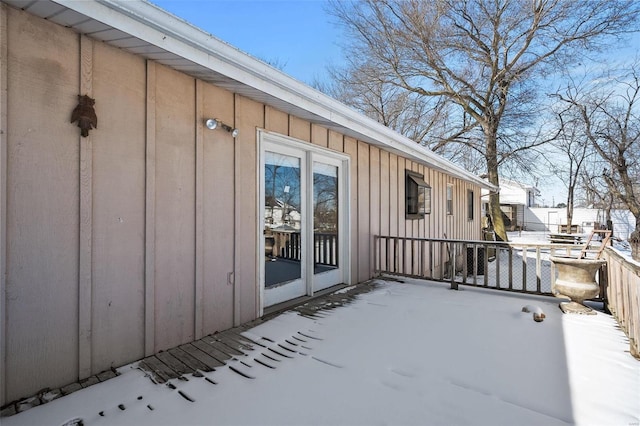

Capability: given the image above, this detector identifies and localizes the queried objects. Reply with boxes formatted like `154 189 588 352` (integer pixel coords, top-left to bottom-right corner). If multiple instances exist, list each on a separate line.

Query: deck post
373 236 378 275
599 262 609 313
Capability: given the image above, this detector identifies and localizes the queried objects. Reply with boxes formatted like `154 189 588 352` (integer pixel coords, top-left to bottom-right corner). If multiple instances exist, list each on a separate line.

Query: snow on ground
4 278 638 426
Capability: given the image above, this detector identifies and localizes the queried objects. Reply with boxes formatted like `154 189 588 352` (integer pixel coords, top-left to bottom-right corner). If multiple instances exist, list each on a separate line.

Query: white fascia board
54 0 496 191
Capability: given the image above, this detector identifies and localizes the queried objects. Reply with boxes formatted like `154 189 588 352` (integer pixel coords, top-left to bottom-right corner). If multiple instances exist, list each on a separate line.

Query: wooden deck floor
137 280 380 384
138 327 262 384
1 281 381 417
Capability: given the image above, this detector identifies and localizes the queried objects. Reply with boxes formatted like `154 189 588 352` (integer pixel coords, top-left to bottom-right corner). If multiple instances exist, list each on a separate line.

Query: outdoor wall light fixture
205 118 239 138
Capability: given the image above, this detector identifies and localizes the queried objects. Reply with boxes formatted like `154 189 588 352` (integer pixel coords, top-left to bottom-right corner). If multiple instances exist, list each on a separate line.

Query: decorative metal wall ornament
70 94 98 137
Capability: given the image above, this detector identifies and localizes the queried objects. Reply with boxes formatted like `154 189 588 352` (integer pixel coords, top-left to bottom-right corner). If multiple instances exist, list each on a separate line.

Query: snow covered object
521 305 546 322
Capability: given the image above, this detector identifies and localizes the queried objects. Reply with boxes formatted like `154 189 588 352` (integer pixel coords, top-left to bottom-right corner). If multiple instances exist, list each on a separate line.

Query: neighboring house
480 178 636 239
265 196 301 230
525 208 636 240
482 179 538 231
0 0 495 406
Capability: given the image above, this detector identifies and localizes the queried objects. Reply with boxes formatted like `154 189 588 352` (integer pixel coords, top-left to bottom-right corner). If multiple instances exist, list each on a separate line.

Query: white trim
257 128 264 317
260 138 308 307
310 153 348 291
304 152 314 296
260 130 351 161
48 0 495 192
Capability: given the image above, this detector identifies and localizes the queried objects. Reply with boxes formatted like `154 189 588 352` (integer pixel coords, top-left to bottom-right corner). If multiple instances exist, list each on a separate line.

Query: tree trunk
630 223 640 262
567 187 574 234
485 125 508 241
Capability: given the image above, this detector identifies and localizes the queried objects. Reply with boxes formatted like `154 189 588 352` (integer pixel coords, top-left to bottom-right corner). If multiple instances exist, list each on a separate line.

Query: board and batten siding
0 5 483 405
4 6 80 405
90 38 146 375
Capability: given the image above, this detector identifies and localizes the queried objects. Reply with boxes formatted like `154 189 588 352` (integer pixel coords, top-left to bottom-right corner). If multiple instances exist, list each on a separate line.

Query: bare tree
320 59 486 171
578 167 616 228
328 0 639 241
542 101 593 233
556 61 640 258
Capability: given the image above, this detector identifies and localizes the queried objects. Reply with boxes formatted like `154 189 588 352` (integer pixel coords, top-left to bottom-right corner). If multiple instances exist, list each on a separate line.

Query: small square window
406 170 431 219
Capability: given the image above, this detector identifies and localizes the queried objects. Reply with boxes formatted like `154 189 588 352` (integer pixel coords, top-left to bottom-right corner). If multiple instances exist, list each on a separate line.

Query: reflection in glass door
264 150 306 305
313 161 341 290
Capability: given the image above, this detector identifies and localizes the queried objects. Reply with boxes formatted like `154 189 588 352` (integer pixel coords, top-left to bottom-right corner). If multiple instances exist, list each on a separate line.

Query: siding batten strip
369 146 380 279
194 80 204 339
78 34 93 380
144 60 157 356
0 3 7 406
343 137 359 285
233 93 240 326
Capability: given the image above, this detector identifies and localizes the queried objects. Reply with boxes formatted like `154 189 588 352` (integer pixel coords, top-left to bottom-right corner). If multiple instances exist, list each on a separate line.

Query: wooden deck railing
603 248 640 358
373 236 605 297
374 235 637 357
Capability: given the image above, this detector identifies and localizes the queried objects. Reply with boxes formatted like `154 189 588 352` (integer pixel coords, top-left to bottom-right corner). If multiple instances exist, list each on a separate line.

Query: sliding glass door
261 133 348 308
263 146 307 306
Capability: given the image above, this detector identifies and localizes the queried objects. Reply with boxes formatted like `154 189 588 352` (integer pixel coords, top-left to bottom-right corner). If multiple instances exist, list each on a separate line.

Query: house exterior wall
4 6 81 405
497 180 535 206
0 5 483 405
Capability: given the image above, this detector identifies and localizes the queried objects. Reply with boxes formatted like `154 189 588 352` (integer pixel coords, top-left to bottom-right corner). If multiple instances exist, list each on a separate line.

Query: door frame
257 130 351 316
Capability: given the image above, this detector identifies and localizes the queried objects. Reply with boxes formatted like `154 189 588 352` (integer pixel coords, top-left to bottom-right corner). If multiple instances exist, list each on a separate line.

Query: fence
603 248 640 358
373 236 605 297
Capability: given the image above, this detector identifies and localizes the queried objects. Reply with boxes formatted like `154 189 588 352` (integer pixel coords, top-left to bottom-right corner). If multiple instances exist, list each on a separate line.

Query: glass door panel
313 160 342 290
264 150 305 305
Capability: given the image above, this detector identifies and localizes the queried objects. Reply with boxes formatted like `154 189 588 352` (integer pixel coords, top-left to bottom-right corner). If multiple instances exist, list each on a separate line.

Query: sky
151 0 343 86
150 1 639 207
4 276 638 425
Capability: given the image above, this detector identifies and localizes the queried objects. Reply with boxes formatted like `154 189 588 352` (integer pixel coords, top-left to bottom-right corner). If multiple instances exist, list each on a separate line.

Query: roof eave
50 0 495 190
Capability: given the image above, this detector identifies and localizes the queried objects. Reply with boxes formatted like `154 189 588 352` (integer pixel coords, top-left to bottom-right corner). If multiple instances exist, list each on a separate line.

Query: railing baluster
462 243 467 285
522 246 527 292
411 239 416 276
393 237 398 273
440 242 445 280
401 238 405 275
383 236 386 272
450 243 458 290
482 242 488 287
420 240 425 277
536 247 541 294
429 241 433 279
495 245 501 289
550 245 556 293
374 236 379 275
508 246 513 291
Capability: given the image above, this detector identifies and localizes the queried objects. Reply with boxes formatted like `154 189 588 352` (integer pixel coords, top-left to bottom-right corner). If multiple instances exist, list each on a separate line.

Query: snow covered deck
2 278 638 426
